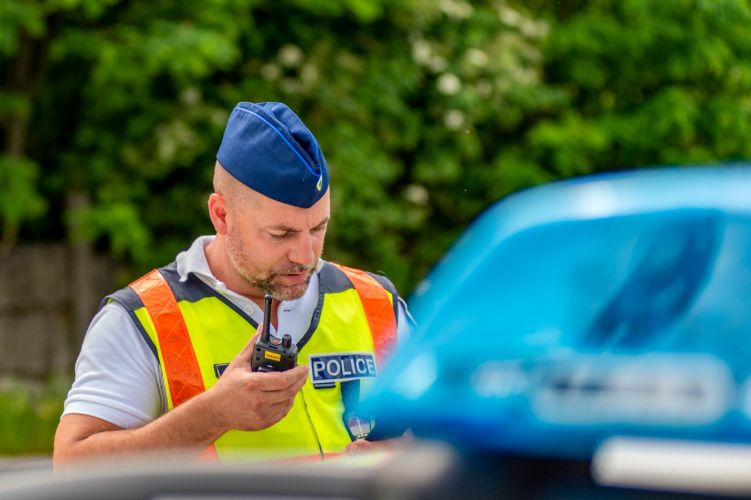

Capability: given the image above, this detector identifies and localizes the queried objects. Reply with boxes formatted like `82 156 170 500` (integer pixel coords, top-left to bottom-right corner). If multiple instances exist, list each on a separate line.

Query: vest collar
172 236 326 344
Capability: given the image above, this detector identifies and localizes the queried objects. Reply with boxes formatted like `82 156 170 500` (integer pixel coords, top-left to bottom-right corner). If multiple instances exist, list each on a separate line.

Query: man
54 102 411 464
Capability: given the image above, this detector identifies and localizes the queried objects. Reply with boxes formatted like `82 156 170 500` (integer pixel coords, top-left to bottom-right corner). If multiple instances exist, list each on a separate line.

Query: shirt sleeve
62 302 165 428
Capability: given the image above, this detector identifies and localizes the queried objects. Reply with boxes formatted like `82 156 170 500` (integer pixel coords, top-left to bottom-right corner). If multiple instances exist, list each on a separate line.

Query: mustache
272 263 315 275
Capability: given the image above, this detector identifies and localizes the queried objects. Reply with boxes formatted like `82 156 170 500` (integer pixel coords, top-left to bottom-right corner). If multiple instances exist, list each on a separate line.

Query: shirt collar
175 235 217 283
174 236 323 342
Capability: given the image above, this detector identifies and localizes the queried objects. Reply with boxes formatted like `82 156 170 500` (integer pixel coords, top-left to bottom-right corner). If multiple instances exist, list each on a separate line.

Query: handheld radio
250 293 298 372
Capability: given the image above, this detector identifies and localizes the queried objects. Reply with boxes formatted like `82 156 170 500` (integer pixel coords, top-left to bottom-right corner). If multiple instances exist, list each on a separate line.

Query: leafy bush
3 0 751 295
0 377 68 455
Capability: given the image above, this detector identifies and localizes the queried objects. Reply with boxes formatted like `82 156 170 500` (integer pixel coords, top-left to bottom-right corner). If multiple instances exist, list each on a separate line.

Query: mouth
275 271 309 286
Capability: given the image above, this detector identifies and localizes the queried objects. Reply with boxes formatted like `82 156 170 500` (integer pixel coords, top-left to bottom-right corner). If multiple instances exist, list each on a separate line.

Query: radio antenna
262 293 272 342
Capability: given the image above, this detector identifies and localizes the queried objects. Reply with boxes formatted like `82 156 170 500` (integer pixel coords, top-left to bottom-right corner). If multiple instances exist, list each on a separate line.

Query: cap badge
316 174 323 192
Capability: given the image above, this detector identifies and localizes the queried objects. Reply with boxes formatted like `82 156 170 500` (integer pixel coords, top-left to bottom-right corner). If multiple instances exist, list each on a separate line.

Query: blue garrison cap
216 102 329 208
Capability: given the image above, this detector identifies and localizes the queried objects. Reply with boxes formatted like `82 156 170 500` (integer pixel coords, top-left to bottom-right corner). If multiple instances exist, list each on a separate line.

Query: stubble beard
241 263 315 301
226 229 316 301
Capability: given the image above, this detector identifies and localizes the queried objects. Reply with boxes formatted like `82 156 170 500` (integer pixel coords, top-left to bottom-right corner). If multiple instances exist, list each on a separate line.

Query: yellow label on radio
264 351 282 362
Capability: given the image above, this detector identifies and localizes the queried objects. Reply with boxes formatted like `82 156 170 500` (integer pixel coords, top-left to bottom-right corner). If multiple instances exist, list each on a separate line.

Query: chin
273 284 309 301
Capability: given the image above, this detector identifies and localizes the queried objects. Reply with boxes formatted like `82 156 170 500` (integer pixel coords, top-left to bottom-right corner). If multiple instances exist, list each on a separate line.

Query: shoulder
98 280 161 361
88 298 158 358
104 263 184 312
103 285 144 313
319 261 399 297
88 300 138 336
66 300 165 426
365 271 398 297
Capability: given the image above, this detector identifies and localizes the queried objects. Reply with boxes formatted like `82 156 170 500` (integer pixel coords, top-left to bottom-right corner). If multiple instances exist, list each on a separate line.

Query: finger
344 439 375 454
227 332 260 370
263 399 291 414
252 370 307 406
290 368 308 392
260 386 301 406
268 398 297 419
240 330 261 358
252 401 294 430
274 398 297 421
257 365 308 392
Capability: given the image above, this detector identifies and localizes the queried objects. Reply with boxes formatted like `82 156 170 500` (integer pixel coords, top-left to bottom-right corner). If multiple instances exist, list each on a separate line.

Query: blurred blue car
365 166 751 464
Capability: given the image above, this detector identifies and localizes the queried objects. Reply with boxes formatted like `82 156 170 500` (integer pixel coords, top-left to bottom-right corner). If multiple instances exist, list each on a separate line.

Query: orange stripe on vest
333 264 397 365
129 264 395 460
129 269 218 459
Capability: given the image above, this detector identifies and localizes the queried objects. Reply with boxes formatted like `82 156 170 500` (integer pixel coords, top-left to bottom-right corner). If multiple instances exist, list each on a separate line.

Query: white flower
404 184 430 205
440 0 473 19
411 39 432 65
466 48 488 67
437 73 462 95
444 109 465 130
429 56 448 73
278 44 304 67
498 5 522 26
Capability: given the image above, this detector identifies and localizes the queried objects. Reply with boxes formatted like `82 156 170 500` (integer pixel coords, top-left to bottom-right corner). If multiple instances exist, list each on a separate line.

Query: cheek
254 239 292 268
228 219 251 245
313 232 326 255
315 232 326 248
229 226 265 266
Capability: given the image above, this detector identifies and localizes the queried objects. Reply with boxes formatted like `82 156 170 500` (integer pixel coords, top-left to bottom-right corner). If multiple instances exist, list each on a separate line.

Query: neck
204 236 280 326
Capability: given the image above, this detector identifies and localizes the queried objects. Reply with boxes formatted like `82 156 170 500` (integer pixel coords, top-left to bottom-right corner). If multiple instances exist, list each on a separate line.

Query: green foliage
0 155 47 231
531 0 751 171
3 0 751 298
0 378 68 455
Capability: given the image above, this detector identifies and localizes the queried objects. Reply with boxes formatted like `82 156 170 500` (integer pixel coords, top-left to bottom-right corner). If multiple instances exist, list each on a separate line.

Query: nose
288 233 316 267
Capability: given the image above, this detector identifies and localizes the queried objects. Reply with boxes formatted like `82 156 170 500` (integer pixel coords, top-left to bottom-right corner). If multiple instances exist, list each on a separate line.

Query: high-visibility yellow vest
107 260 398 460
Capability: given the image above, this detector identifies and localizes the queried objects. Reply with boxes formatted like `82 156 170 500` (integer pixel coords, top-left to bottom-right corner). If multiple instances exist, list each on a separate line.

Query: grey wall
0 244 115 380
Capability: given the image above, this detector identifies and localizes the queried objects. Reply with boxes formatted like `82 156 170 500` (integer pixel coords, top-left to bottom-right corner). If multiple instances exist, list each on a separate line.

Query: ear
208 193 229 235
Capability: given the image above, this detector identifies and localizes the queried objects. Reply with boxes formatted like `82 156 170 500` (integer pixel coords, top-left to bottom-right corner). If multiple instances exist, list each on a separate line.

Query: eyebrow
267 216 330 234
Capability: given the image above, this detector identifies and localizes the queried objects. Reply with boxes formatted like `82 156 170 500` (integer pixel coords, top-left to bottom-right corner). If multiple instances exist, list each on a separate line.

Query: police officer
54 102 411 464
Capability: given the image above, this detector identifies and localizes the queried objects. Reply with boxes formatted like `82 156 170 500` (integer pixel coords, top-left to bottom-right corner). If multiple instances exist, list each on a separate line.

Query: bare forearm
54 391 227 466
55 338 308 467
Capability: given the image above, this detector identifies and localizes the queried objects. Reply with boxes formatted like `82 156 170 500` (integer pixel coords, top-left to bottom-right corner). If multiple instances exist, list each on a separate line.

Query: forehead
244 188 330 228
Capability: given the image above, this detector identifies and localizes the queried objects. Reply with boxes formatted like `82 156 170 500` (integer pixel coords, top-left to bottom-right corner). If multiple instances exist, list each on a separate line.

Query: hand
344 437 404 455
207 328 308 432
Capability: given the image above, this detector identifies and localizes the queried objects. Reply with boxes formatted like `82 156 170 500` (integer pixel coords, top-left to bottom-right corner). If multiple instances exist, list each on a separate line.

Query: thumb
228 330 260 369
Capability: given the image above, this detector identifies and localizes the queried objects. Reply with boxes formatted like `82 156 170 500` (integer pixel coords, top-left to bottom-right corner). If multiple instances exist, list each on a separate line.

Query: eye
269 232 290 240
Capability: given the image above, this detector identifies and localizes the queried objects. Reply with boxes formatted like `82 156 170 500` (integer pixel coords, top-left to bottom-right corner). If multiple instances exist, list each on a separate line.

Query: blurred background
1 0 751 457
